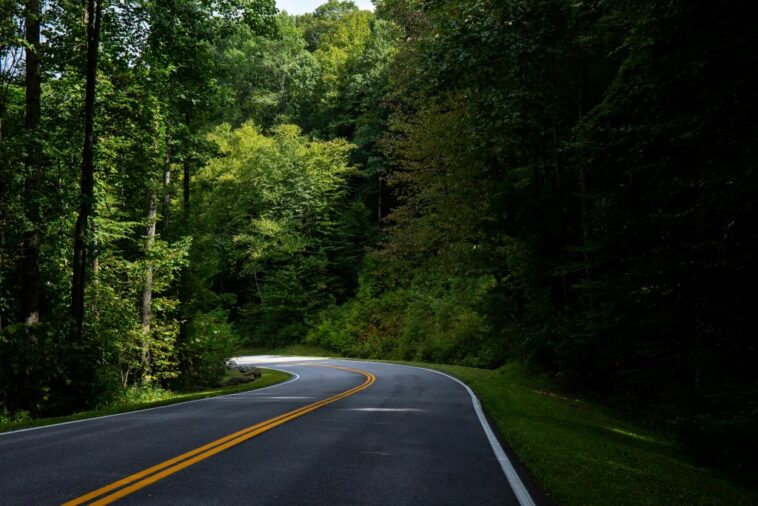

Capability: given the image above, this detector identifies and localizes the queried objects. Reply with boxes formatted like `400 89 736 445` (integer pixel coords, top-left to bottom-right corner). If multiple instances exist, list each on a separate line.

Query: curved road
0 358 540 505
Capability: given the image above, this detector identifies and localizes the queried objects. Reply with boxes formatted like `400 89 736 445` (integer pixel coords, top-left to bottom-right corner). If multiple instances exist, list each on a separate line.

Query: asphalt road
0 358 538 505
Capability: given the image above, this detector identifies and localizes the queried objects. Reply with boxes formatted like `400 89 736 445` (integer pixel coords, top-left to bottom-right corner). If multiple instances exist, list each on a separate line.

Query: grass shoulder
394 360 756 506
0 368 291 434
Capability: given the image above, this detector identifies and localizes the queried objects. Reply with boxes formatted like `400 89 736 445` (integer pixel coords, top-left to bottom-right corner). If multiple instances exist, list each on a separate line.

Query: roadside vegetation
0 368 290 433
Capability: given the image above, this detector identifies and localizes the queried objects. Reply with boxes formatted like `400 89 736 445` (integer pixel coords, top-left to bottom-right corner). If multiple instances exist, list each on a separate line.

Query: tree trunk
24 0 40 135
21 0 42 324
577 58 594 312
71 0 103 338
253 270 264 305
141 189 157 332
279 73 287 114
0 219 4 331
162 142 171 233
139 188 158 376
182 111 190 212
91 239 100 322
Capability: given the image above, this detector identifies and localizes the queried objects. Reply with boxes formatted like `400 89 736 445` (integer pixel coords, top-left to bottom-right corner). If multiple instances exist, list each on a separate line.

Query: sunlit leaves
191 122 359 342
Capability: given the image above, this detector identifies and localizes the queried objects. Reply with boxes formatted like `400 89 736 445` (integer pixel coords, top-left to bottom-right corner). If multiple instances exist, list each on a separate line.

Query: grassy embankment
0 368 291 434
424 362 756 506
236 345 756 506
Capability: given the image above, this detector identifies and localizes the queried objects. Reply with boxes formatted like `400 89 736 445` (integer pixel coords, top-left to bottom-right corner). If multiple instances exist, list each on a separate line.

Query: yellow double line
63 366 375 505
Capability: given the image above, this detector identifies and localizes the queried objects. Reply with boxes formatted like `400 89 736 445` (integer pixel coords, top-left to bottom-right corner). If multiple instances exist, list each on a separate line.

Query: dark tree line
305 0 758 478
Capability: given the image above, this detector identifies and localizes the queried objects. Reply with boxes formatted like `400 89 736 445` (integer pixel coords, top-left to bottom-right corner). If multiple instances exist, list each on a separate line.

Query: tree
19 0 42 324
212 14 319 129
71 0 103 339
190 122 362 344
144 0 277 214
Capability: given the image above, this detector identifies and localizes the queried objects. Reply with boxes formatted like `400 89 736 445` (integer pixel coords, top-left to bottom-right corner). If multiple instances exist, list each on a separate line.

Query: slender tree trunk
139 188 157 375
577 58 594 312
162 142 171 233
0 218 4 331
141 189 157 332
279 74 287 114
92 241 99 284
550 123 569 313
21 0 42 324
182 111 190 212
24 0 40 134
253 270 264 305
71 0 102 338
90 239 100 322
182 156 190 212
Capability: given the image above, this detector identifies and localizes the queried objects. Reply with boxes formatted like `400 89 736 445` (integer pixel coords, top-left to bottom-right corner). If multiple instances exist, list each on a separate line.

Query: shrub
0 322 98 416
107 384 171 407
177 310 240 389
306 266 501 367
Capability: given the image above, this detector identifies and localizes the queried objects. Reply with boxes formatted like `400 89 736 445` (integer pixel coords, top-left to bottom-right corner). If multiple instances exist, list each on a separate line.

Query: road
0 357 539 505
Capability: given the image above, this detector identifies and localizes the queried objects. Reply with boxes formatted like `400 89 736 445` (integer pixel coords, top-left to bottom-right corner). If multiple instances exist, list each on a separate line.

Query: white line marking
0 369 299 437
342 360 536 506
426 368 536 506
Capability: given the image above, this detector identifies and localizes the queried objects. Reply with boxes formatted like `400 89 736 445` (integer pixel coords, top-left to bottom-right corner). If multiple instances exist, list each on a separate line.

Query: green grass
0 368 291 434
401 361 757 506
240 345 755 506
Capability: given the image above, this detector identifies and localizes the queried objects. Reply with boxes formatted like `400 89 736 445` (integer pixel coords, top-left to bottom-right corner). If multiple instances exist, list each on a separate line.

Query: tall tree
20 0 42 324
71 0 103 338
162 140 171 232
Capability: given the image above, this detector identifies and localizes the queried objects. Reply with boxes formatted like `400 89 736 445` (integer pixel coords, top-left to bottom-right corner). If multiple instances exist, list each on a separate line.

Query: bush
177 310 240 389
306 265 501 367
0 323 98 417
107 384 172 407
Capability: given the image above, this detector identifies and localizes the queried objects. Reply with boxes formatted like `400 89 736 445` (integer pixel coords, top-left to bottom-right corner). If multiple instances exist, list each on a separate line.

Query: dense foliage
307 0 758 478
1 0 756 483
0 0 281 415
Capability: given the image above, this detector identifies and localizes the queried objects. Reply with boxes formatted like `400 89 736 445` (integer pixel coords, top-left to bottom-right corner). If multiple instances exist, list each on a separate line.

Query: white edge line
339 359 536 506
0 368 299 437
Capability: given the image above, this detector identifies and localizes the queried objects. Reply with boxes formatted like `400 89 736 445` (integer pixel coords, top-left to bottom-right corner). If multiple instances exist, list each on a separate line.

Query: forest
1 0 757 485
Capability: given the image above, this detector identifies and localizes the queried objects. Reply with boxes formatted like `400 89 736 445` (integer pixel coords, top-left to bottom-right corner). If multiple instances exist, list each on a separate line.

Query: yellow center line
62 365 375 506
